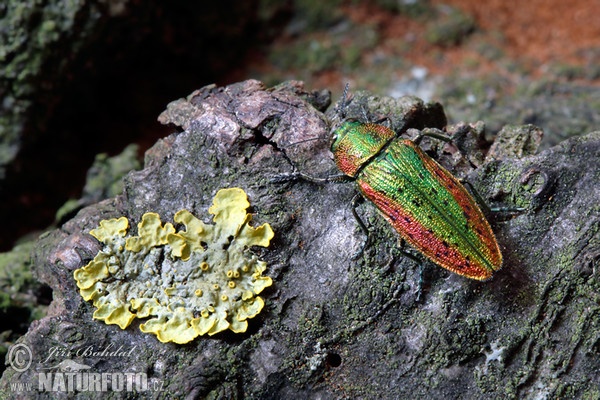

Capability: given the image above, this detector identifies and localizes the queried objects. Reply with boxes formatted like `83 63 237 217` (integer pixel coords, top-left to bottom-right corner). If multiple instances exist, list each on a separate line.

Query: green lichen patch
73 188 274 344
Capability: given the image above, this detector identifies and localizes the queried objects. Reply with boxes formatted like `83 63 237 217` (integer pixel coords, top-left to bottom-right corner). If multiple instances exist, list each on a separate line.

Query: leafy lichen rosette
73 188 274 344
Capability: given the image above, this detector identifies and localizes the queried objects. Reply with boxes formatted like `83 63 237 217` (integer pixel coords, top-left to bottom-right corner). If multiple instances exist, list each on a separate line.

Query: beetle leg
270 171 351 184
351 194 371 259
413 130 453 146
460 179 492 215
397 239 426 302
460 179 525 215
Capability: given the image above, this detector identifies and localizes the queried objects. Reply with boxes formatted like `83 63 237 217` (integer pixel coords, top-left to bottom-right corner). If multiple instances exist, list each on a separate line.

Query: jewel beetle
330 118 502 280
288 86 505 281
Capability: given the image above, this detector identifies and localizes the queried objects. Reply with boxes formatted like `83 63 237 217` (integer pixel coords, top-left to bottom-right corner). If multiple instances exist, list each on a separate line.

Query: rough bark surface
1 80 599 399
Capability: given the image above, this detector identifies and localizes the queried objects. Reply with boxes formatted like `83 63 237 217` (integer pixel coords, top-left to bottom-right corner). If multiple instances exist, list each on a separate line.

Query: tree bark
1 79 599 399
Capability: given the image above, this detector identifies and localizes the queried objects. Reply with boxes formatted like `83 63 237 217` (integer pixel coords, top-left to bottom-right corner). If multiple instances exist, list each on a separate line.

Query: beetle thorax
331 121 396 178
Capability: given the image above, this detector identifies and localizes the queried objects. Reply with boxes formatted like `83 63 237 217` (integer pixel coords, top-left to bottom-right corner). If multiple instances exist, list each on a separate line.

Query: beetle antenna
335 83 351 119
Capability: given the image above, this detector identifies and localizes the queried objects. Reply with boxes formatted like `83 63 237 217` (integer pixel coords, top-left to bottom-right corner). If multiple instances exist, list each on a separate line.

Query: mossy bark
1 80 598 399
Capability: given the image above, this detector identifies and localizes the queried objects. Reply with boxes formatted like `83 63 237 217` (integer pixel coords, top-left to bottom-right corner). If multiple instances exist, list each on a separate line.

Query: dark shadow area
1 1 289 250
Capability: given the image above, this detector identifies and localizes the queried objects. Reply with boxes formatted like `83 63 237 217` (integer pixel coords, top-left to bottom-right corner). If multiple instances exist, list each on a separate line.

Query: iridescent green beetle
331 118 502 280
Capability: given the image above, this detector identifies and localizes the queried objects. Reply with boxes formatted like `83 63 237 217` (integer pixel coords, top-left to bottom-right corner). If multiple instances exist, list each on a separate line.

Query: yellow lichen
125 213 175 252
73 188 274 344
88 217 129 243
